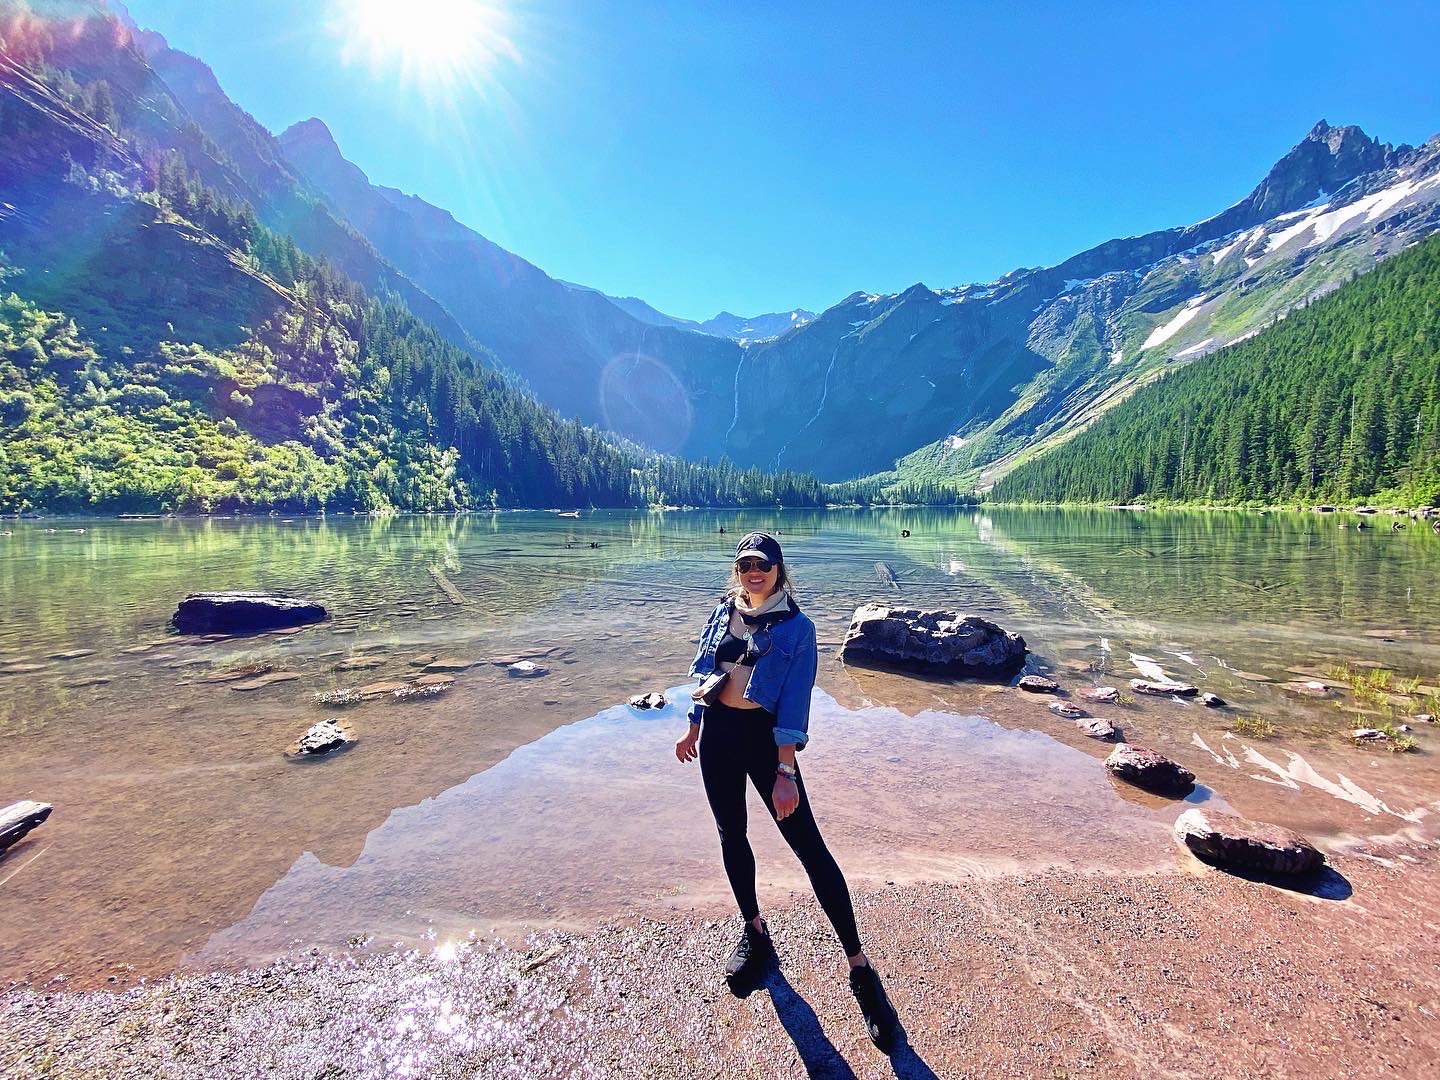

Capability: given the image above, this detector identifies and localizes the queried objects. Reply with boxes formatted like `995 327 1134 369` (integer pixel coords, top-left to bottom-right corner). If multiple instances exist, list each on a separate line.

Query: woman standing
674 531 899 1051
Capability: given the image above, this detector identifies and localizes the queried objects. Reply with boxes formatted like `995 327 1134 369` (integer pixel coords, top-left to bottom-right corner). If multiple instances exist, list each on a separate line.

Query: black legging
698 701 863 957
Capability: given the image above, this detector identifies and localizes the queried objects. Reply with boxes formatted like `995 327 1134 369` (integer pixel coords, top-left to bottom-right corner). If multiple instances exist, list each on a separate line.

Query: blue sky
118 0 1440 322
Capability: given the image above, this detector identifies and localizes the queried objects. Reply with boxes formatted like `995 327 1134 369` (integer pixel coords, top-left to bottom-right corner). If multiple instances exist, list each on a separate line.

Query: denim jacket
687 598 818 749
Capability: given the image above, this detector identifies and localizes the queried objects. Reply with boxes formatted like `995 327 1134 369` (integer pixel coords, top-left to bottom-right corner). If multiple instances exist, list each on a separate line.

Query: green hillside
990 234 1440 507
0 5 831 513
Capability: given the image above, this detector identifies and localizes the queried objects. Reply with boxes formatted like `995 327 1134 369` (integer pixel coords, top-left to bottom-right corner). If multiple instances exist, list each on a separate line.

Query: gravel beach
6 842 1439 1079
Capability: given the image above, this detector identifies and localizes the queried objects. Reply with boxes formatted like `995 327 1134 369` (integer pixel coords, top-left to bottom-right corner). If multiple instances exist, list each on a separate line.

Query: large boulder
173 592 327 634
841 606 1026 679
1105 743 1196 796
1174 808 1323 876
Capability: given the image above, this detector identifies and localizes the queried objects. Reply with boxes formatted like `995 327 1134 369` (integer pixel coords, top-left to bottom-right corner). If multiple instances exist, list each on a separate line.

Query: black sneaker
849 963 899 1052
723 921 773 986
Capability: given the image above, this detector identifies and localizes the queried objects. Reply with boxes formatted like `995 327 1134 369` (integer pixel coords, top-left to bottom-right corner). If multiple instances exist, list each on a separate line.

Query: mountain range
4 0 1440 500
273 102 1440 484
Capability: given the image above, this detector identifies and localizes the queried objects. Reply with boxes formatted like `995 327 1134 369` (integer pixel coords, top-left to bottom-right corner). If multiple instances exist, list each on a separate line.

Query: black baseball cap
733 531 783 565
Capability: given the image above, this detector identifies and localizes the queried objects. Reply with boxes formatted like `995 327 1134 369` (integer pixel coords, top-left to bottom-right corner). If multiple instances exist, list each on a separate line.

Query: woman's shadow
751 964 940 1079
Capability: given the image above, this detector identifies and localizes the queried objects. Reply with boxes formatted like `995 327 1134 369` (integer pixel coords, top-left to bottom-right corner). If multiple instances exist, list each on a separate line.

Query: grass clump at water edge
1230 715 1276 739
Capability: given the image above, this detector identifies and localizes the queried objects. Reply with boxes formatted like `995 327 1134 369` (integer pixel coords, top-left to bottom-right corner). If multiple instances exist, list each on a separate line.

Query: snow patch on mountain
1265 171 1438 255
1143 301 1203 350
1209 227 1261 266
1175 337 1219 359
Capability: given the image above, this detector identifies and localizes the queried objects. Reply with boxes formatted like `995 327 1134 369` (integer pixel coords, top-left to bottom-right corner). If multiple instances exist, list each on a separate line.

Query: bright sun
332 0 518 96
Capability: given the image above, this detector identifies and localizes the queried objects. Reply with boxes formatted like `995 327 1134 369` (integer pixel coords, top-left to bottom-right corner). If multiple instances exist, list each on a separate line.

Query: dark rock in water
1130 678 1199 697
1105 743 1196 796
1017 675 1059 694
357 680 410 697
46 649 96 661
1174 808 1323 876
230 671 300 692
0 662 49 676
334 657 384 672
1048 700 1086 718
1082 686 1119 702
173 592 327 634
423 657 479 673
1201 692 1227 708
840 606 1027 679
629 691 668 710
1077 717 1118 741
288 720 355 756
199 661 274 684
1 800 52 852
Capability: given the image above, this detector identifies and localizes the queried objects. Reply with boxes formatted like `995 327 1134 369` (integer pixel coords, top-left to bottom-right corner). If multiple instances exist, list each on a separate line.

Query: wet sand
6 846 1440 1079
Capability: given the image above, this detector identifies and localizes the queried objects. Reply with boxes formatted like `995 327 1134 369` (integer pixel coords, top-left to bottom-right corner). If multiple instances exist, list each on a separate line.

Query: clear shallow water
1 508 1438 987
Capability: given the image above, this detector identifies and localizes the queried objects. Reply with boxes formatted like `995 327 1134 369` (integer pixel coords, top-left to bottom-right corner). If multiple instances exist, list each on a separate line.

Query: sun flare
331 0 518 97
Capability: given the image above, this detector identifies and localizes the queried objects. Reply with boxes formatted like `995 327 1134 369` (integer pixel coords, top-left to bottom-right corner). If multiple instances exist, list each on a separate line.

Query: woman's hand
772 775 799 820
675 727 699 763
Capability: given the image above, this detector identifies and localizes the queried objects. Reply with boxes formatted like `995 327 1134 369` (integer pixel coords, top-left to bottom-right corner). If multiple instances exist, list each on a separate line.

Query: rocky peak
279 117 377 199
279 117 344 163
1244 119 1392 219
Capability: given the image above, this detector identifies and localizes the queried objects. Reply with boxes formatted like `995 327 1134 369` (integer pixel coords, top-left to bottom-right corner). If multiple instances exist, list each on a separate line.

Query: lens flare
330 0 519 102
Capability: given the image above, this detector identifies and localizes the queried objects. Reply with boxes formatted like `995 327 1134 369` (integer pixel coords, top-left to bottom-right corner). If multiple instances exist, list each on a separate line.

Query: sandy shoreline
6 845 1440 1079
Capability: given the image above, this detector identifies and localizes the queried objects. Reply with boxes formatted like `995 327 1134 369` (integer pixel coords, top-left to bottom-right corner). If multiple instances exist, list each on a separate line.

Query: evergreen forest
991 233 1440 507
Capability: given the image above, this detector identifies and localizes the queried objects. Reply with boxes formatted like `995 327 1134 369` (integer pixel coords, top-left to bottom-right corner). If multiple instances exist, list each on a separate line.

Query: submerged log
1 800 52 852
428 565 466 605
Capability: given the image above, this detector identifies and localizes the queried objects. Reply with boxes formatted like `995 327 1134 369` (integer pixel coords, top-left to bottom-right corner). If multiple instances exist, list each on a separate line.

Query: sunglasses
735 557 775 574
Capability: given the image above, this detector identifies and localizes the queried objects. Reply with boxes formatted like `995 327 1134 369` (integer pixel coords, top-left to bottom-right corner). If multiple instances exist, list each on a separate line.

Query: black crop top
715 631 750 666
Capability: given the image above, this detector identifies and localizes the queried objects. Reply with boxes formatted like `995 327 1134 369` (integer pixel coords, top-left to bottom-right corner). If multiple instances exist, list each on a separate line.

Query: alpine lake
2 507 1438 989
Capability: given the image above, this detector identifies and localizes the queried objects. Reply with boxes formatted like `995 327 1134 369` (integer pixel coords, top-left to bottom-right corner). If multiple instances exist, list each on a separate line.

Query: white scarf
730 587 791 636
